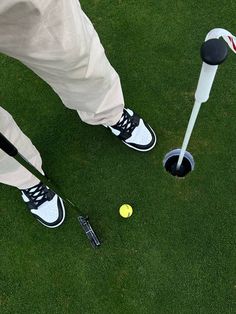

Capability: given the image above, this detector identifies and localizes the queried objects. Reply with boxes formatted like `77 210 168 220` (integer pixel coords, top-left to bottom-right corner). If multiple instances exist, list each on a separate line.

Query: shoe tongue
29 186 37 192
122 116 131 129
29 185 45 201
120 115 125 123
35 195 44 201
33 190 43 200
120 114 130 128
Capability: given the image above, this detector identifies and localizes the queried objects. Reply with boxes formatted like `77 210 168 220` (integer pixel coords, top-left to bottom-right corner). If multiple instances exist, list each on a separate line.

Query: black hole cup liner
163 149 195 177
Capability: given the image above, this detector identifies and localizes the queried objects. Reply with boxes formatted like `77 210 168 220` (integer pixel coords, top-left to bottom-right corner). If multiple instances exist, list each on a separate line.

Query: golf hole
163 149 195 178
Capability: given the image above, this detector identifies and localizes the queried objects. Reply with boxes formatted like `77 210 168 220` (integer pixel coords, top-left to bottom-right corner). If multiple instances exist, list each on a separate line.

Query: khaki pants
0 0 124 189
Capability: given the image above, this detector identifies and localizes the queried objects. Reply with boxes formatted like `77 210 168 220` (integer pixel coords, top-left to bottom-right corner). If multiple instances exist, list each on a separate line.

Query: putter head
78 216 101 248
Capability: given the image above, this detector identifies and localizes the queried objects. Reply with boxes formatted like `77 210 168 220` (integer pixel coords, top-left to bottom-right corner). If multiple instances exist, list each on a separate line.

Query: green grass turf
0 0 236 313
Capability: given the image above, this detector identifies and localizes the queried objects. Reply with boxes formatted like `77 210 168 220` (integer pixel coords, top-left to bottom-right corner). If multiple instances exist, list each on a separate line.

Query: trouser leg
0 0 124 125
0 0 125 188
0 107 42 189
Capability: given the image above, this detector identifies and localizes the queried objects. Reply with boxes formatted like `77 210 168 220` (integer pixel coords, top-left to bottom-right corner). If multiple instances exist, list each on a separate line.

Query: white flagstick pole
176 28 235 171
176 63 218 170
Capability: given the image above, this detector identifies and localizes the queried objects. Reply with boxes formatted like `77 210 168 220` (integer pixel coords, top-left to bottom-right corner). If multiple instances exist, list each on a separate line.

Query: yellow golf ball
119 204 133 218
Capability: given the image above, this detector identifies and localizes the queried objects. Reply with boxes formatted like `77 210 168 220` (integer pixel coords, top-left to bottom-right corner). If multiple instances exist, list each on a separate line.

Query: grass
0 0 235 313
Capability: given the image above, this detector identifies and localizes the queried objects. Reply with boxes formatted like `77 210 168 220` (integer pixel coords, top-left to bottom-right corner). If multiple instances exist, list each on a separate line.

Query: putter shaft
0 132 101 248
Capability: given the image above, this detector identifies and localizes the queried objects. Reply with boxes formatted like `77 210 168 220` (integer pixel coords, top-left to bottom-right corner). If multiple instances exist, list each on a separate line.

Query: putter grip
0 133 18 156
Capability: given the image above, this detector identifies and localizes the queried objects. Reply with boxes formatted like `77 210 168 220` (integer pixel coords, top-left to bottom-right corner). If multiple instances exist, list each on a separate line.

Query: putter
0 132 101 248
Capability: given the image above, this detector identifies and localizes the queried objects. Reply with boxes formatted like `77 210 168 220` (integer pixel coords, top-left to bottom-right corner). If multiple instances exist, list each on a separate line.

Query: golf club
0 132 101 248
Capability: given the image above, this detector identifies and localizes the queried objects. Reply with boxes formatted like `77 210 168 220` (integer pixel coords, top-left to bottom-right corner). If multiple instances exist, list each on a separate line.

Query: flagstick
176 101 202 170
176 60 219 170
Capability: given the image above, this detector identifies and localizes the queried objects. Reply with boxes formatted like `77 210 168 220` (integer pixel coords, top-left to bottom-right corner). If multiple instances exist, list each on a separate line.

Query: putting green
0 1 235 313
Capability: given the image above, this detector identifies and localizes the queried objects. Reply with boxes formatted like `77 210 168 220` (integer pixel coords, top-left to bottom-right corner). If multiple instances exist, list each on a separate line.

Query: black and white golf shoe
107 108 156 151
21 182 65 228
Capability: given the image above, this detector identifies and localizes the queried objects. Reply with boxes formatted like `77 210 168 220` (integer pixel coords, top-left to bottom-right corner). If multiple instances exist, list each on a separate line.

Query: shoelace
23 183 53 208
115 110 138 135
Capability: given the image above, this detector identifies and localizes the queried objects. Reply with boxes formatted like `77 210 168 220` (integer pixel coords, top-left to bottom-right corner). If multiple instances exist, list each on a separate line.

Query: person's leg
0 106 65 227
0 0 156 150
0 106 42 189
0 0 123 125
